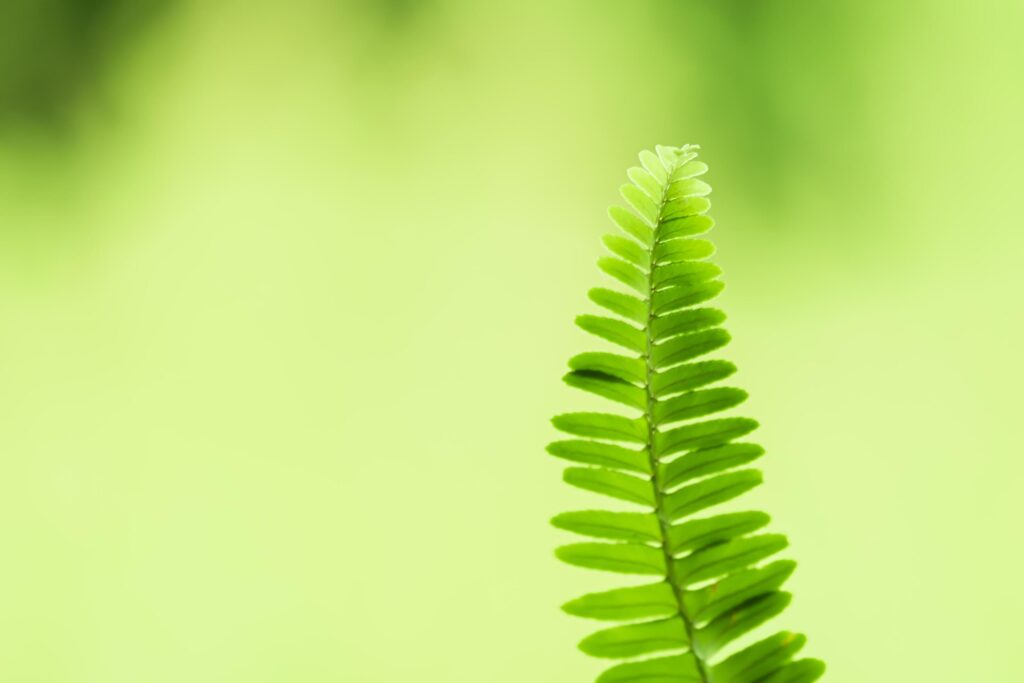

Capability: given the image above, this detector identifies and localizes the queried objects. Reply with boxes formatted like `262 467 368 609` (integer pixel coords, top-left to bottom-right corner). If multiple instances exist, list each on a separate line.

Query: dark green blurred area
0 0 875 226
663 1 869 207
0 0 854 147
0 0 170 128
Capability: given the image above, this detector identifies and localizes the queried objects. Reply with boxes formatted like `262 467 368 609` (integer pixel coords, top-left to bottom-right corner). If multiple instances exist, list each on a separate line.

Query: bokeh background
1 1 1022 681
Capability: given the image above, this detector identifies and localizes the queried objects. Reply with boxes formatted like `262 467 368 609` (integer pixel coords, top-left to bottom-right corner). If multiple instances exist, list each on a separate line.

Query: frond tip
549 145 824 683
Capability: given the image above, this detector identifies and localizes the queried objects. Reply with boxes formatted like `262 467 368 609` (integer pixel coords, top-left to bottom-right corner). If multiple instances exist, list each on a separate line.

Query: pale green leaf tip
655 143 700 158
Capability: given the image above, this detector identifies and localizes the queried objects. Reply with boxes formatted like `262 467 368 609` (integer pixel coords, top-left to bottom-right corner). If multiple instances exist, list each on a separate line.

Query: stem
643 154 710 682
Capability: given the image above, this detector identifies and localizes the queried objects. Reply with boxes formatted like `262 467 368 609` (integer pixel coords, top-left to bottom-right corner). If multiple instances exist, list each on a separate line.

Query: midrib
641 153 712 683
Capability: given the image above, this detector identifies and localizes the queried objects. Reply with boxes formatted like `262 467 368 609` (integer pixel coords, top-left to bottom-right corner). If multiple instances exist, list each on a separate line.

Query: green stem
643 156 711 682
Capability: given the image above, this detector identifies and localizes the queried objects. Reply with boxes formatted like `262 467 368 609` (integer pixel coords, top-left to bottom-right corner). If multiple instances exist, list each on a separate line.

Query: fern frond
550 145 825 683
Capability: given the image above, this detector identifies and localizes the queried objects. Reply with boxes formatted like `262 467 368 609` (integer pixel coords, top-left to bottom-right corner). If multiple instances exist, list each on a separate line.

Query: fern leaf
550 145 824 682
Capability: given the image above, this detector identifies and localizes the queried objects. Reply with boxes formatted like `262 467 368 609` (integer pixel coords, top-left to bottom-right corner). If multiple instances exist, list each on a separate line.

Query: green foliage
550 145 824 683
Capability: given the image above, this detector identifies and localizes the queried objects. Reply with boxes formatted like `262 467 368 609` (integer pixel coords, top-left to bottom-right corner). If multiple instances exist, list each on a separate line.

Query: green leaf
651 280 725 315
589 287 648 324
600 256 649 293
603 234 649 269
757 659 826 683
652 360 737 398
621 183 659 225
639 150 668 184
564 467 655 506
546 439 650 474
653 387 748 425
712 632 806 683
667 511 771 555
569 351 645 384
553 412 648 443
580 617 688 659
651 307 726 342
663 470 763 521
552 146 821 677
652 261 721 290
562 582 677 621
608 206 654 246
564 370 647 410
576 314 646 352
686 560 797 624
671 160 708 180
654 238 715 264
694 592 791 659
661 214 714 240
651 329 731 370
659 442 765 489
552 510 661 543
627 166 663 200
555 542 666 575
656 417 759 456
662 196 711 221
666 178 712 201
674 534 788 586
597 653 702 683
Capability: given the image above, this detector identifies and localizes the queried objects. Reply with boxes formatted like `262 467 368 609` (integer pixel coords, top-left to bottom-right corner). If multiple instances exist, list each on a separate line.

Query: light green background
1 1 1022 681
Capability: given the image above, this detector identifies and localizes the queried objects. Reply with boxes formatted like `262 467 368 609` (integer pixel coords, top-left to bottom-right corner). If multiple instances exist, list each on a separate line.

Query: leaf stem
643 153 711 683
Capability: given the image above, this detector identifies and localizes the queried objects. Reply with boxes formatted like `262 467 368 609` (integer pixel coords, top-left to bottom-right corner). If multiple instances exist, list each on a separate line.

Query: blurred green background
1 0 1022 681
